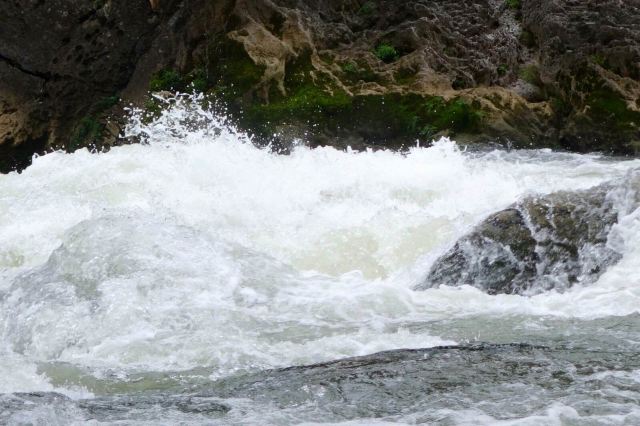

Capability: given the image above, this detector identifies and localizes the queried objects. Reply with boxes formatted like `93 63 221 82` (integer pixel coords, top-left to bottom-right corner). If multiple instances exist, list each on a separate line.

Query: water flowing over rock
3 343 640 423
0 392 231 424
204 343 640 418
417 172 640 295
3 97 640 423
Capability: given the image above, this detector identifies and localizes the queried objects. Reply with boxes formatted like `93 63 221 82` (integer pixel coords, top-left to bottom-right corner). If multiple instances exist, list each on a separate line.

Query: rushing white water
1 96 640 424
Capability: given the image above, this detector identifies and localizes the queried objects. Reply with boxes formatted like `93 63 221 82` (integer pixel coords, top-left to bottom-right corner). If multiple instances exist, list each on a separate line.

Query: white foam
1 96 639 394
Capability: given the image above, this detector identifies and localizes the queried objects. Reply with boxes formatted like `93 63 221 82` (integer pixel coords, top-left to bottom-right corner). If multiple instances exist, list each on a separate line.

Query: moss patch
358 1 376 16
341 62 358 74
243 90 484 144
95 95 120 112
142 36 266 120
519 30 536 48
352 94 484 143
149 67 216 94
207 41 266 101
564 66 640 132
341 61 380 83
519 65 541 86
141 35 484 146
422 97 485 133
69 116 104 151
550 96 572 117
67 94 121 151
505 0 521 9
588 53 610 70
147 37 266 99
240 50 352 135
394 66 418 85
586 87 640 131
149 69 183 92
246 85 353 126
374 43 399 63
551 64 640 153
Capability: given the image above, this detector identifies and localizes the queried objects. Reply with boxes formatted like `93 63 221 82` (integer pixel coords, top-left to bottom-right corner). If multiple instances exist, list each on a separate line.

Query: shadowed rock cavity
416 172 640 295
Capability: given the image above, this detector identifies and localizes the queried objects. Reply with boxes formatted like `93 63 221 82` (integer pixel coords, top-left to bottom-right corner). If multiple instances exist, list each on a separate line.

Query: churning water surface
1 97 640 425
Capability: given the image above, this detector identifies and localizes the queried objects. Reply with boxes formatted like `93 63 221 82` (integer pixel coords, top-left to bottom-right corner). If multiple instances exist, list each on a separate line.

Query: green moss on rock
95 95 120 112
241 50 353 135
141 35 485 147
394 67 418 85
519 30 536 48
247 86 352 123
589 53 607 67
149 69 183 92
341 61 380 84
341 62 358 74
69 116 103 151
505 0 521 9
67 93 121 151
374 43 399 63
518 65 541 86
423 97 485 133
206 37 266 101
148 67 216 94
243 90 484 144
147 36 266 101
586 87 640 131
358 1 376 16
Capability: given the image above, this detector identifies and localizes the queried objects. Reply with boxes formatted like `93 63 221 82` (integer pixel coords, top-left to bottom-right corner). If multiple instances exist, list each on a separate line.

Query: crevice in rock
0 52 50 81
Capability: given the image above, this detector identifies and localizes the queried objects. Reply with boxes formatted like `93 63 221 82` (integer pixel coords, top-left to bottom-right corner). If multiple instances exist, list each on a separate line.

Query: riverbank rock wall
1 0 639 171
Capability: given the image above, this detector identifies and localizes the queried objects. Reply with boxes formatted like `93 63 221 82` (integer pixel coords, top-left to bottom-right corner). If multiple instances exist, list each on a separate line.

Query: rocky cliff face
1 0 639 172
0 0 157 172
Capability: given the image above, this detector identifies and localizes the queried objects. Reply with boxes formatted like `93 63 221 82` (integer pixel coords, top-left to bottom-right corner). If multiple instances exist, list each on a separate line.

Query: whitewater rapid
2 97 640 424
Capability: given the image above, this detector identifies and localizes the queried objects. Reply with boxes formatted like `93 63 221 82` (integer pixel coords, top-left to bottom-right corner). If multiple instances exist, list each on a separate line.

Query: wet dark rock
0 0 157 172
3 342 640 422
0 391 230 424
205 344 549 417
418 175 640 295
522 0 640 154
78 394 231 418
201 343 640 420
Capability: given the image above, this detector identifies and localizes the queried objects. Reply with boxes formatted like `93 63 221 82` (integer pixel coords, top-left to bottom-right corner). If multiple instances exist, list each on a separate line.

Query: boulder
417 174 640 295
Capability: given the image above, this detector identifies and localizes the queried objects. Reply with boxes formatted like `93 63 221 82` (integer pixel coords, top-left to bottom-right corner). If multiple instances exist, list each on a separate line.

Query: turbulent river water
2 98 640 425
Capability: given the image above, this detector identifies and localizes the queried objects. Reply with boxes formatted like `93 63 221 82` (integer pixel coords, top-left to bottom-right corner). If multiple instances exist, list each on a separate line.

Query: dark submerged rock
199 343 640 420
3 342 640 422
418 174 640 295
0 392 230 424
